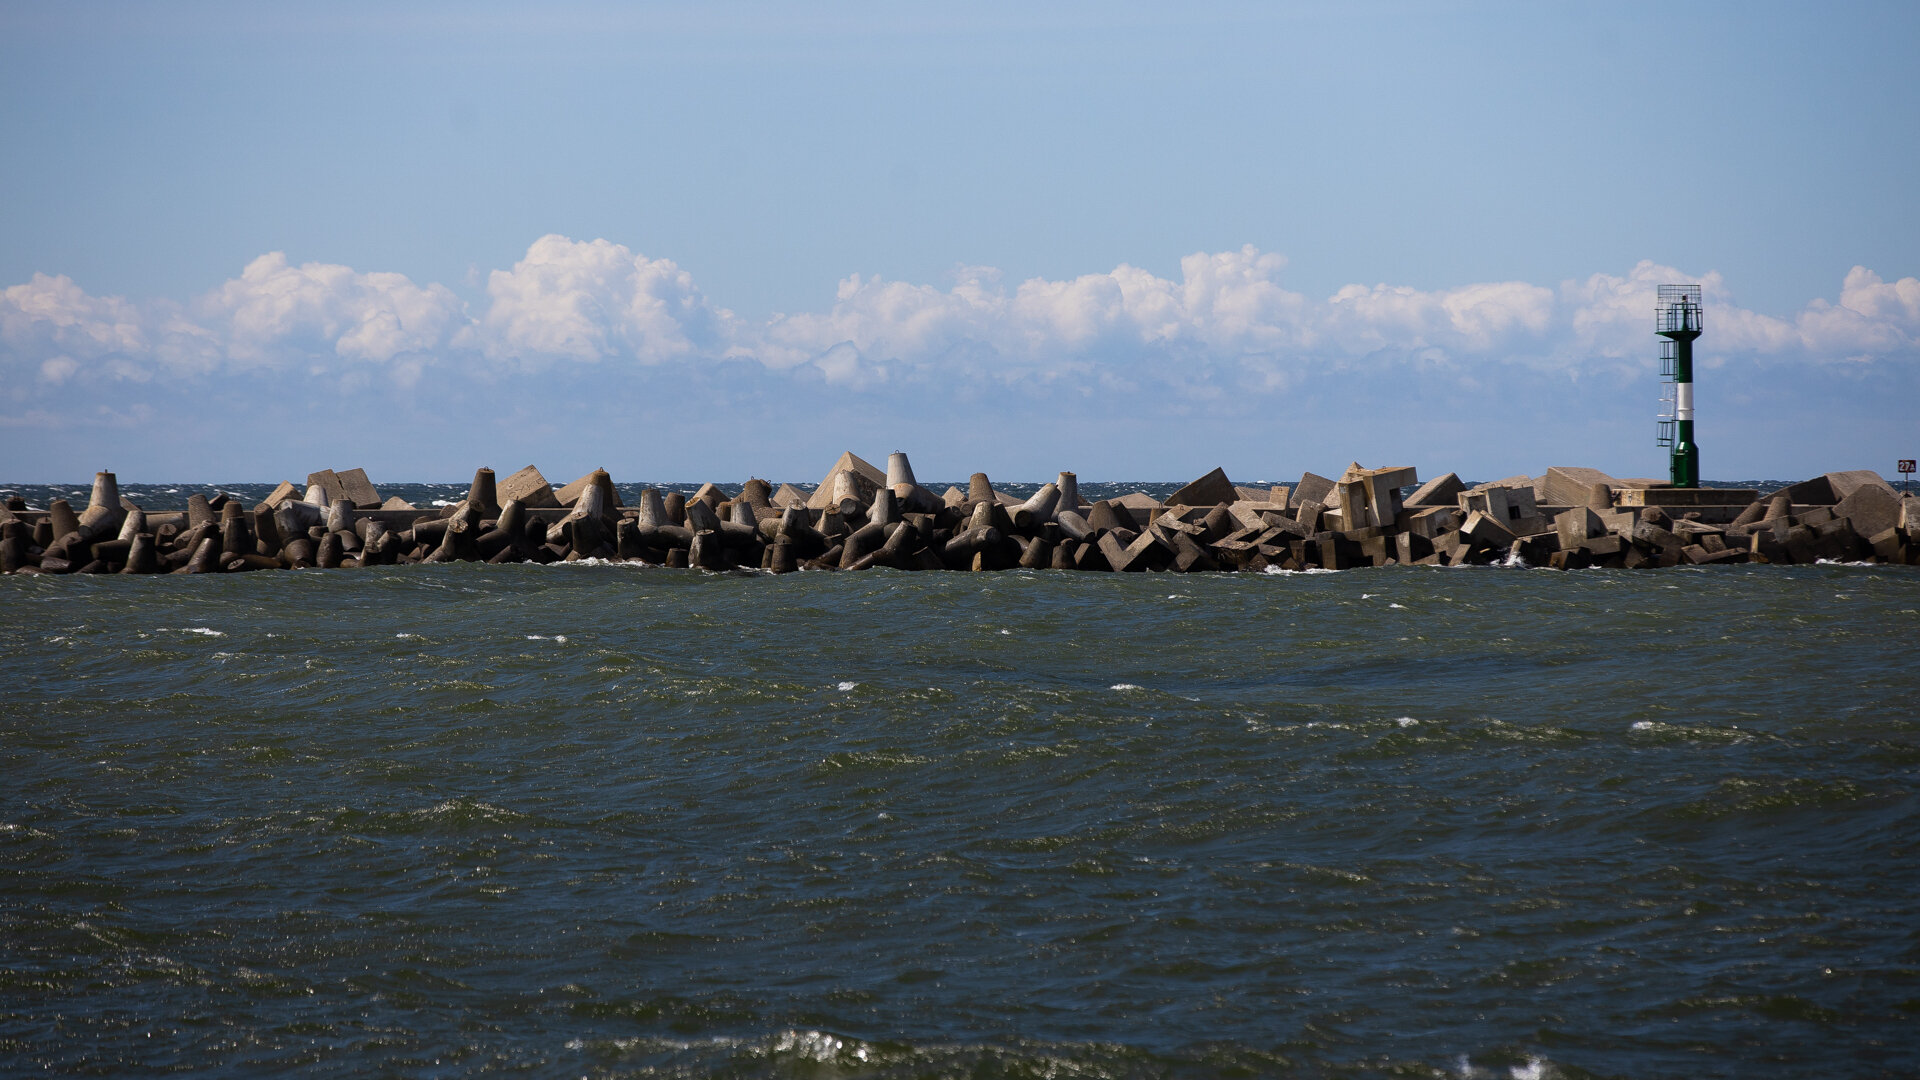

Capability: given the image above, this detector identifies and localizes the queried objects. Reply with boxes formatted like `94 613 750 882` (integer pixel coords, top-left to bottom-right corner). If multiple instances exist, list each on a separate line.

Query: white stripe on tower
1675 381 1694 421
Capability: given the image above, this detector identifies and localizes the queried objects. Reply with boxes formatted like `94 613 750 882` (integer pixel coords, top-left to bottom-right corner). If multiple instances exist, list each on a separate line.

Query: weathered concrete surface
1166 467 1238 508
1542 466 1617 509
1616 487 1761 507
498 465 561 509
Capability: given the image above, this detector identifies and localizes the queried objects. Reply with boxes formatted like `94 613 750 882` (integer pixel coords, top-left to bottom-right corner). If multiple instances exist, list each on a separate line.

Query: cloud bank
6 236 1917 401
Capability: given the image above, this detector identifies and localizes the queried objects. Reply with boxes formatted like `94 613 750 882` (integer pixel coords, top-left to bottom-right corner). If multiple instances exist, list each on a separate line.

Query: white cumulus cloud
469 234 736 370
3 240 1916 398
197 252 463 369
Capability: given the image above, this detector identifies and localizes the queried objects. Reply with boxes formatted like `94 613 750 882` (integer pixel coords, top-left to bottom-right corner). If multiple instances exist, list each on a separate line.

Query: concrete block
305 469 347 506
1461 510 1516 548
1331 480 1372 528
1074 538 1111 571
1015 483 1061 527
1087 501 1128 533
1683 544 1748 565
1122 529 1174 572
1320 537 1355 571
1582 534 1625 557
684 497 722 533
1835 482 1901 540
258 481 301 510
184 495 215 533
1460 485 1541 536
498 465 561 509
808 469 876 511
556 470 624 509
1825 469 1895 501
1547 548 1591 571
1056 472 1085 514
1293 472 1335 509
839 521 886 568
1404 472 1463 508
1615 487 1760 507
1166 467 1238 507
1512 534 1557 565
1358 467 1415 527
1901 496 1920 533
1469 474 1536 496
1869 527 1905 562
824 451 888 490
885 452 917 488
1810 520 1861 561
1359 533 1392 566
1398 506 1465 539
1542 466 1616 509
1555 507 1602 550
1394 532 1435 563
1774 476 1836 505
1197 506 1234 542
336 468 382 509
1055 509 1093 541
1168 531 1217 572
1228 500 1281 531
1596 509 1637 536
1363 465 1418 491
771 483 811 509
1293 499 1324 534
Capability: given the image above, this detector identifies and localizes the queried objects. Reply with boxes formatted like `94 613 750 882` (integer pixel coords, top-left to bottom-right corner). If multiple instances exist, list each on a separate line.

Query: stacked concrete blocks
6 462 1920 576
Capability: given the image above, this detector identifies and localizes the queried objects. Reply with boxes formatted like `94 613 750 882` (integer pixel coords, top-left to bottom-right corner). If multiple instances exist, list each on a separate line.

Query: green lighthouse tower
1655 284 1703 489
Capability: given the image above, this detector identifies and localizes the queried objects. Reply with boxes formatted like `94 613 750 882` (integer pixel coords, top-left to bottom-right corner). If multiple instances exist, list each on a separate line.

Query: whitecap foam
771 1030 867 1063
525 634 569 643
158 627 225 637
1110 683 1144 691
1395 716 1418 727
1509 1056 1547 1080
1389 602 1406 609
1630 720 1656 730
837 681 858 691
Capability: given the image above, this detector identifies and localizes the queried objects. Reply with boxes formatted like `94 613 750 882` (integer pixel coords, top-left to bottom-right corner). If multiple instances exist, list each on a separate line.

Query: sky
2 1 1917 484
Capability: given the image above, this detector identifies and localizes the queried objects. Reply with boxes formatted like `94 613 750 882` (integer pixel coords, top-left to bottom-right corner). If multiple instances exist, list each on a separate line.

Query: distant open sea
3 481 1917 1078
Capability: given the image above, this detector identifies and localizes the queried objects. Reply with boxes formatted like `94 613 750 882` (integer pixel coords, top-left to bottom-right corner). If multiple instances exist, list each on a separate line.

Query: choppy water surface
3 563 1917 1078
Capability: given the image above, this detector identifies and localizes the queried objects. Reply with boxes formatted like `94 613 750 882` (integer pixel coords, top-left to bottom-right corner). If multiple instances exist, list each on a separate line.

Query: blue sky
3 1 1916 484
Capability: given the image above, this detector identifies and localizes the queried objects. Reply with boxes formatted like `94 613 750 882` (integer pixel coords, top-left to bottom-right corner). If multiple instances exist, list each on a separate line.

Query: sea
3 481 1917 1078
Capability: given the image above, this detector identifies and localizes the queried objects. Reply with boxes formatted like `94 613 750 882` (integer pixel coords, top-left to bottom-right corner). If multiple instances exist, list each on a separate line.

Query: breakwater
3 452 1915 576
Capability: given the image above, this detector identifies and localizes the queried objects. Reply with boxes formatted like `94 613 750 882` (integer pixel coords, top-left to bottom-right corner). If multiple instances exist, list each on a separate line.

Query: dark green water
3 562 1917 1078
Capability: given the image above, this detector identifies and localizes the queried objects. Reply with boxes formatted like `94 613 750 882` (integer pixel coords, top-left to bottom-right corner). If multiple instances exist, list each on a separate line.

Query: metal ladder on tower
1655 338 1678 448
